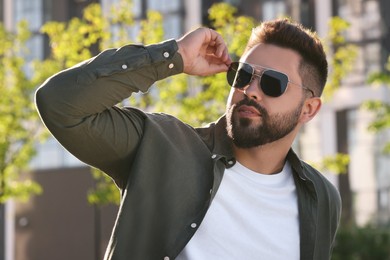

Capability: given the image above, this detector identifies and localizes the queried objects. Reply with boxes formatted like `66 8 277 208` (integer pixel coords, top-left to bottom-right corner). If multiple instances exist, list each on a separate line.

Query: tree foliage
311 153 350 175
0 21 43 202
88 168 121 205
323 17 358 100
332 225 390 260
364 56 390 154
367 55 390 85
311 17 358 174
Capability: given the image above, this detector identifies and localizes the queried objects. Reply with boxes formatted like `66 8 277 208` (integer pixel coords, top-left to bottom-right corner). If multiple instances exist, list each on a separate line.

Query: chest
177 163 300 260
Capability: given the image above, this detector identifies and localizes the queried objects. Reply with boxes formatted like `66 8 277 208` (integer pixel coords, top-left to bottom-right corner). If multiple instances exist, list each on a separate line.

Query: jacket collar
201 115 310 179
196 115 235 166
286 149 310 181
212 115 234 158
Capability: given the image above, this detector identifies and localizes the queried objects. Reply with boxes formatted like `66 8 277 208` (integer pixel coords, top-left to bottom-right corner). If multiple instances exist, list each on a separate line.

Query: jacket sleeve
35 39 183 188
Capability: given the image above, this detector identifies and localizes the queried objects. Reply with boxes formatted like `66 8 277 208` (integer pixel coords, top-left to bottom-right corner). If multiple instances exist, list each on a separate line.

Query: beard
226 97 304 148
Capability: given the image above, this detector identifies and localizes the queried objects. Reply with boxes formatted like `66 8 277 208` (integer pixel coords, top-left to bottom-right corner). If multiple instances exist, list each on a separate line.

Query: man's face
226 43 307 148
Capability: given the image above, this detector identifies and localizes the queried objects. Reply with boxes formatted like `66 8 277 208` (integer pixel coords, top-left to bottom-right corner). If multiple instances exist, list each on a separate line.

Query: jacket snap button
191 223 197 228
163 257 170 260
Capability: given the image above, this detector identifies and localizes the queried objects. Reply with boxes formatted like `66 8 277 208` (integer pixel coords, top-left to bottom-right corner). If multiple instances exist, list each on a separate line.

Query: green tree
0 20 43 203
323 17 358 100
322 17 358 227
332 225 390 260
364 56 390 153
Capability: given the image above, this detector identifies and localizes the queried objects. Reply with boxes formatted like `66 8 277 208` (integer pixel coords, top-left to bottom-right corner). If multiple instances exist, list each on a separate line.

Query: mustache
234 97 268 117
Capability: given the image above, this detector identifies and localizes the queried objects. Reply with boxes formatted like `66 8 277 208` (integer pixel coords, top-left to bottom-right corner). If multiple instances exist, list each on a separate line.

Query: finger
205 55 230 72
206 63 230 75
215 43 227 58
211 35 228 57
205 43 231 66
209 29 223 43
221 48 232 64
205 41 226 57
205 45 218 55
209 30 226 47
209 40 216 47
213 43 230 66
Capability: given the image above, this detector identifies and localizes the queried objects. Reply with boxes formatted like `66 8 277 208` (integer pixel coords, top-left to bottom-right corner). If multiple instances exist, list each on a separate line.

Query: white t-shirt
176 161 300 260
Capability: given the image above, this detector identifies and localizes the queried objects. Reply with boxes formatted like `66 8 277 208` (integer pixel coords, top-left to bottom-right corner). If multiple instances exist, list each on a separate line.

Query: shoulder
288 150 340 203
288 149 341 218
123 106 190 126
302 161 340 199
300 161 342 221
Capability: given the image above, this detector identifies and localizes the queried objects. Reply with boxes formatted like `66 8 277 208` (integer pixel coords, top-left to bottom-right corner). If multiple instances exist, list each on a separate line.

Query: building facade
327 0 390 226
1 0 389 259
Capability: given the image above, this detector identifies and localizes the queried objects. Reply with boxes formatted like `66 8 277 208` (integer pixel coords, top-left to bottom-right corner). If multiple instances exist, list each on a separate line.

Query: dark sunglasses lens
260 70 288 97
227 63 238 86
227 62 252 89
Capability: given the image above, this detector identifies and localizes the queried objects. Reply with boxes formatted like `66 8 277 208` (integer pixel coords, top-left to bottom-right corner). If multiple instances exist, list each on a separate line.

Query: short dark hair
244 18 328 97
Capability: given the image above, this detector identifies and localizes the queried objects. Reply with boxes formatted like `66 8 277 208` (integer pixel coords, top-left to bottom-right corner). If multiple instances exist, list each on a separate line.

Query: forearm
35 39 183 127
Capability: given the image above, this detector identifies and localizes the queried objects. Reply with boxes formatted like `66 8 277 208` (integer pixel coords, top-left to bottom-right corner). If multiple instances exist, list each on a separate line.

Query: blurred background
0 0 389 259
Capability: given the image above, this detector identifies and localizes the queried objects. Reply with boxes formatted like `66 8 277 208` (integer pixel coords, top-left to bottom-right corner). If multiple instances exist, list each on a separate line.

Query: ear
299 97 322 123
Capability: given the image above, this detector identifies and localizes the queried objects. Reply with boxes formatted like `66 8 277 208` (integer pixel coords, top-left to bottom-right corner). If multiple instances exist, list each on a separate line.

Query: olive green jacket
35 39 341 260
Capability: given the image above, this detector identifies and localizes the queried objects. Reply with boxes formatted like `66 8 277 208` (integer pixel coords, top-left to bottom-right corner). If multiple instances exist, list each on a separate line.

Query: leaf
322 17 358 100
311 153 350 174
87 168 120 205
0 19 45 202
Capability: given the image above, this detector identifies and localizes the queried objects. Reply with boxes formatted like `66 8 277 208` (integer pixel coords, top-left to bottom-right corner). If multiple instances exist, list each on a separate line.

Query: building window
30 138 84 170
215 0 314 27
262 0 286 21
146 0 183 39
103 0 184 40
299 0 315 29
346 107 390 225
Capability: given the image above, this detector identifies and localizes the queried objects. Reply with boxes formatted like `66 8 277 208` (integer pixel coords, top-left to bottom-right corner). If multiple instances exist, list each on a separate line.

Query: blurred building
0 0 389 259
314 0 390 226
1 1 118 260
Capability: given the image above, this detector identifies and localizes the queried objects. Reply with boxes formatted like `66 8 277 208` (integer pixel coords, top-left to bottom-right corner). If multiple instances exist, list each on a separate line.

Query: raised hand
177 27 231 76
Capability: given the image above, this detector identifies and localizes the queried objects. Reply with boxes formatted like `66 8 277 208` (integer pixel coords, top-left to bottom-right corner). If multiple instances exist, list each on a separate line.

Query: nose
243 77 263 101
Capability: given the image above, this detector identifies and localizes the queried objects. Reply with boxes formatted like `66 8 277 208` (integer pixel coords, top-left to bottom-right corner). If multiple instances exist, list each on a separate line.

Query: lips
237 105 261 117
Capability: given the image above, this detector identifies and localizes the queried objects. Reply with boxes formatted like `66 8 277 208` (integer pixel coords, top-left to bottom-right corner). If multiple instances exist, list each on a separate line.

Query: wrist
176 39 189 74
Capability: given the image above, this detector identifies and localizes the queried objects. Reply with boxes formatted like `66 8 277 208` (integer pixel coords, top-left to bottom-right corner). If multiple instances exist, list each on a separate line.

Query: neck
233 134 294 175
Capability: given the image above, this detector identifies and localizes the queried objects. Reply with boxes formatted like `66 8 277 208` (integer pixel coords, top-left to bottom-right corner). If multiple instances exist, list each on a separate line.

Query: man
36 19 341 260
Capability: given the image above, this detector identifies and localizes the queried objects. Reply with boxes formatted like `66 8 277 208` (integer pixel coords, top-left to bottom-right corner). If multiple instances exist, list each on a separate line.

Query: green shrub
332 226 390 260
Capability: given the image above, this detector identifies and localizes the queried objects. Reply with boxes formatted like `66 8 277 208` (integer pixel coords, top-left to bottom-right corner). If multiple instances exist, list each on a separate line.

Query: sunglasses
227 62 314 97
